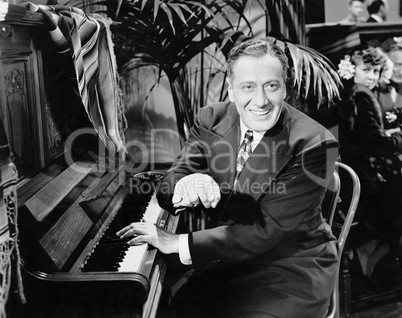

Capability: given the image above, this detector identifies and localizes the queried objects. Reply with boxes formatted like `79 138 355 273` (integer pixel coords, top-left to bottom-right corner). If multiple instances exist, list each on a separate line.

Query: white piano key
118 244 148 272
142 192 162 224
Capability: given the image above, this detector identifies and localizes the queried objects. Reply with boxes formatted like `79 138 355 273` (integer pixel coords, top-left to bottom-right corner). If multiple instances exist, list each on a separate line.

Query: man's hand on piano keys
172 173 221 211
116 222 179 254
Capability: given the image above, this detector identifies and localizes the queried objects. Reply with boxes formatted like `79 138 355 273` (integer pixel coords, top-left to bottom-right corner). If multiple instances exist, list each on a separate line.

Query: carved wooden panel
0 25 63 179
44 102 63 160
2 59 39 176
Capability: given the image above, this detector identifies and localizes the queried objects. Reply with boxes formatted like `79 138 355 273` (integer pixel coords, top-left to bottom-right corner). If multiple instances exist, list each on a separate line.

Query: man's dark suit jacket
157 102 339 318
376 81 402 129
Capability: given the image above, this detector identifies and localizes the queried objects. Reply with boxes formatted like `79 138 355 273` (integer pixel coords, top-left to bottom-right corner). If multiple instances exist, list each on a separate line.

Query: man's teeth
250 109 270 115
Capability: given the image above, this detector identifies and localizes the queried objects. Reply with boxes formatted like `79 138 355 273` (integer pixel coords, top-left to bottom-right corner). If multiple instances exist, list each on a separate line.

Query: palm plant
83 0 341 140
94 0 230 139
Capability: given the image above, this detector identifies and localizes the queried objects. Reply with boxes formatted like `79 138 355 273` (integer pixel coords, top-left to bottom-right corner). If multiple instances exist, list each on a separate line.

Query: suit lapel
199 104 240 186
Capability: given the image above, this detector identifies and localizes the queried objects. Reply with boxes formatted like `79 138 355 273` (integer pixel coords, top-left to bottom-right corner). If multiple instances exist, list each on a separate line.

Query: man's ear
283 87 287 100
226 78 235 102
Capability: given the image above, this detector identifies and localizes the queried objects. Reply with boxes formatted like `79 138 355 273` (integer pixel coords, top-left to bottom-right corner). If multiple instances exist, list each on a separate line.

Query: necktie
235 130 253 181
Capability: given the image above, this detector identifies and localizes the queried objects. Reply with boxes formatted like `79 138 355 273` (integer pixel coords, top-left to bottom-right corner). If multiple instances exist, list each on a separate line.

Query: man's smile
249 109 271 116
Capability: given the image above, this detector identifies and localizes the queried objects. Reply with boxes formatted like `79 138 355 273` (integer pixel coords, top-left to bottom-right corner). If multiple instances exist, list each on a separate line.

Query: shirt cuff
178 234 192 265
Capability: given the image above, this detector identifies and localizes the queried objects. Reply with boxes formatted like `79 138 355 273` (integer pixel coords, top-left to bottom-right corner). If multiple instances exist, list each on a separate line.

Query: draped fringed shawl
26 3 127 154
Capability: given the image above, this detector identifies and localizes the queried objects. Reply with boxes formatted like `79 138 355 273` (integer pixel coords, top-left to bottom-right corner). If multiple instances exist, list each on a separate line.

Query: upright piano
15 152 178 318
0 4 178 318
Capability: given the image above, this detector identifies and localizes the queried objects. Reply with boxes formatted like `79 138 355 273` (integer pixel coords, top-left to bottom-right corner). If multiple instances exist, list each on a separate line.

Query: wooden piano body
0 5 178 317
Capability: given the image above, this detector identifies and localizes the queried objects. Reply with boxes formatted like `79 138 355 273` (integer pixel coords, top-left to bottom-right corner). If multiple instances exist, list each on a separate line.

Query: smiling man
117 38 339 318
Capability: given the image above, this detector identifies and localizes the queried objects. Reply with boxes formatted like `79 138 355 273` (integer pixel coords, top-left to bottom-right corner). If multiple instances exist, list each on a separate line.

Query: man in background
378 37 402 129
366 0 388 22
339 0 367 24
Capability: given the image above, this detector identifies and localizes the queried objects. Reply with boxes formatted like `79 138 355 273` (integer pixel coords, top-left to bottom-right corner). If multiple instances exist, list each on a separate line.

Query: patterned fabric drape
0 119 25 317
25 3 127 155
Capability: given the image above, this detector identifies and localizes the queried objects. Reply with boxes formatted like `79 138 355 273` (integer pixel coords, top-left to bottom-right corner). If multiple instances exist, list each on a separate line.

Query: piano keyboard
81 188 163 273
118 193 162 272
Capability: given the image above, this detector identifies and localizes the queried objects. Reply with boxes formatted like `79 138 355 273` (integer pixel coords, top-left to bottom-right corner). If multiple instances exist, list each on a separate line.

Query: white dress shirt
368 14 383 22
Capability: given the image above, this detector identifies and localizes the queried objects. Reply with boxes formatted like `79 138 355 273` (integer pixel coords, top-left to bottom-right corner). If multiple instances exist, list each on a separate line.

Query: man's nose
254 88 267 107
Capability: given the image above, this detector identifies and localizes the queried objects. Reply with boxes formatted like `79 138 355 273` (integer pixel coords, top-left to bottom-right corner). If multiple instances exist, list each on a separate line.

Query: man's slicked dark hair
226 38 289 82
367 0 385 14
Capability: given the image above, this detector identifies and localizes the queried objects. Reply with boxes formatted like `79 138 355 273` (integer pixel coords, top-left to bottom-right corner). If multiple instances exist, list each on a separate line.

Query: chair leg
390 243 402 302
340 249 352 317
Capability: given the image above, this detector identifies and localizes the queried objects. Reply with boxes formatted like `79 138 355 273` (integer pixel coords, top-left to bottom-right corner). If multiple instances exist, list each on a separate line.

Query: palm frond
266 36 342 106
214 0 254 33
160 3 175 34
168 3 188 26
112 0 214 32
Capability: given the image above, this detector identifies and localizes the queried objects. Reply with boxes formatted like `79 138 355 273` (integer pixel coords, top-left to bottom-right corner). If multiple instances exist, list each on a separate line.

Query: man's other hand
172 173 221 209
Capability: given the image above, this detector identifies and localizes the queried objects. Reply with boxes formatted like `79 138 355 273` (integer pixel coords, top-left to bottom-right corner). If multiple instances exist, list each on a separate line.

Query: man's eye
242 85 254 91
265 83 279 91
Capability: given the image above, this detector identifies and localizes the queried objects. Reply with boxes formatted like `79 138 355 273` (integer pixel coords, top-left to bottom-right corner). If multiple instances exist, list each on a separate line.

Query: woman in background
337 45 402 291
